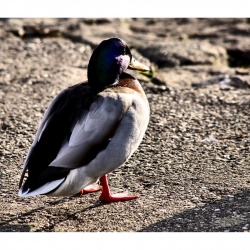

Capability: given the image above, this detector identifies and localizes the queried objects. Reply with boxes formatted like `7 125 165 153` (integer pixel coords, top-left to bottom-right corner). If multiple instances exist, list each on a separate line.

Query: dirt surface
0 18 250 232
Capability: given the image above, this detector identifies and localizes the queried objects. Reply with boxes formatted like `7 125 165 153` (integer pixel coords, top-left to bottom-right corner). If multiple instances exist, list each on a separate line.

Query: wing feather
49 94 131 168
19 82 93 189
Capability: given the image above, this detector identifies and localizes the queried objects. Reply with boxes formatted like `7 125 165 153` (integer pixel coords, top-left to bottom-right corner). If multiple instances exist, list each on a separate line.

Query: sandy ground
0 18 250 232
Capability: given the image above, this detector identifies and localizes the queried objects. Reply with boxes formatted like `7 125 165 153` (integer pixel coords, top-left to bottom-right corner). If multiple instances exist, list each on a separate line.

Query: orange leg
78 183 103 195
99 174 138 203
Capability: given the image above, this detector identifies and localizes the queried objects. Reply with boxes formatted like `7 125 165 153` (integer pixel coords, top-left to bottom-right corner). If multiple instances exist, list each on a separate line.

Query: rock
219 77 250 89
192 75 250 89
137 40 228 68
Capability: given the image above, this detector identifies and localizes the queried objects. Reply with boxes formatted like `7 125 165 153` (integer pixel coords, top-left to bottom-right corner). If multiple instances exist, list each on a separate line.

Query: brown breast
108 72 147 100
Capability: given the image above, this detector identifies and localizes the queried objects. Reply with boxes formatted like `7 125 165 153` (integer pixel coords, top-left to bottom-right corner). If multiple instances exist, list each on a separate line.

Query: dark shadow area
0 224 31 232
34 201 106 232
139 190 250 232
0 198 69 232
0 197 106 232
227 49 250 67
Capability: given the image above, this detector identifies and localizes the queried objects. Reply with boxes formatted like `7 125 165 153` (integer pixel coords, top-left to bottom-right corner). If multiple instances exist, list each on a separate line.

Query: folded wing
49 95 128 168
19 84 131 195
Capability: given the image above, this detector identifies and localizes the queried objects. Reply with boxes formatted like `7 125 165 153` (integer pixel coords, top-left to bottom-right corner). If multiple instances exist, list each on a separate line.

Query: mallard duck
18 37 150 203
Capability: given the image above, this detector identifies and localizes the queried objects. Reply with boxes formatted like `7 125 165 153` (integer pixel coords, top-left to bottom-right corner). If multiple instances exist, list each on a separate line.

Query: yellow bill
128 57 150 72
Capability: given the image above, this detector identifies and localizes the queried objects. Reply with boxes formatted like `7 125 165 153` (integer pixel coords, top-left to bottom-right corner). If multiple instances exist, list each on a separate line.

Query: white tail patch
18 178 65 197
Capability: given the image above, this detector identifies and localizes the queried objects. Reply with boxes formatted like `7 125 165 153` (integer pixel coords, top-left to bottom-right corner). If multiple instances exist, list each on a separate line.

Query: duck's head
87 37 150 91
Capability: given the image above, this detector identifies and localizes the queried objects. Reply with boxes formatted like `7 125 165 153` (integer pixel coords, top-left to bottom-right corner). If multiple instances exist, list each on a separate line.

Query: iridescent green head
87 37 149 91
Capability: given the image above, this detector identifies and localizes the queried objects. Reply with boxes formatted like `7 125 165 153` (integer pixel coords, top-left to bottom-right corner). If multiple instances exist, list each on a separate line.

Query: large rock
136 40 228 68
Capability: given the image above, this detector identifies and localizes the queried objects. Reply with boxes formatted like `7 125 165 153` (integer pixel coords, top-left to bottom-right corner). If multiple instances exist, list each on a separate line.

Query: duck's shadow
0 197 106 232
2 190 250 232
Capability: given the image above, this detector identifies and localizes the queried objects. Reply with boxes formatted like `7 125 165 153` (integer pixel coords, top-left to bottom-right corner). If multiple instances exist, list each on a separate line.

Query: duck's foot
99 192 138 202
77 184 103 195
99 175 138 203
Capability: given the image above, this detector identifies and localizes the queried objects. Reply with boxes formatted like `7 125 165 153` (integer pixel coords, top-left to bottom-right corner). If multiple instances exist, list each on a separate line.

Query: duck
18 37 150 203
